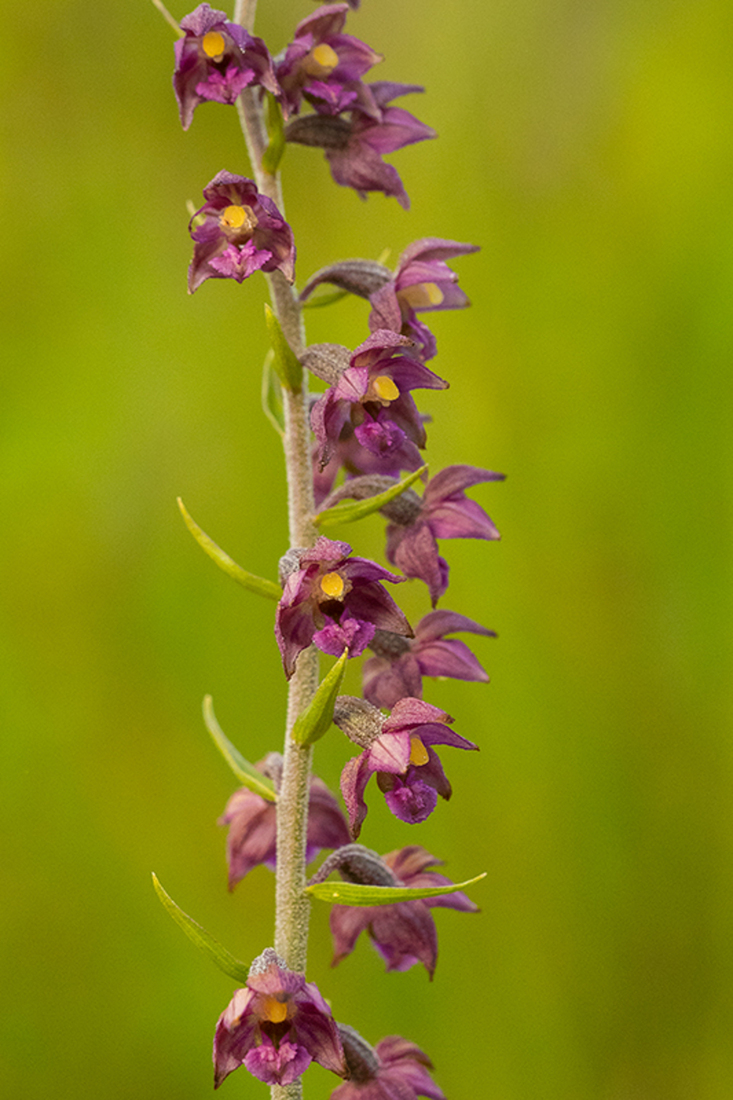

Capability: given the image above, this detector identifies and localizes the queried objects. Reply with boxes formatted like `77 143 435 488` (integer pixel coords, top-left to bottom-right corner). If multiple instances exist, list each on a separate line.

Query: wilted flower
188 171 295 292
213 949 346 1087
331 1027 445 1100
368 238 480 359
275 536 411 678
219 760 350 889
383 465 505 605
329 845 478 977
363 610 495 708
335 696 478 837
173 4 279 130
309 330 447 471
285 82 435 207
276 3 382 117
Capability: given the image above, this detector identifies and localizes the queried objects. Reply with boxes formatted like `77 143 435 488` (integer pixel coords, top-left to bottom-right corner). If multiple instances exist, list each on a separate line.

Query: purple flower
310 330 447 471
275 536 411 678
312 423 426 509
213 949 346 1088
219 763 351 890
368 238 480 360
363 610 496 708
188 171 295 292
285 82 435 207
331 1028 445 1100
336 696 478 837
173 4 280 130
276 3 382 117
383 465 505 605
330 845 478 977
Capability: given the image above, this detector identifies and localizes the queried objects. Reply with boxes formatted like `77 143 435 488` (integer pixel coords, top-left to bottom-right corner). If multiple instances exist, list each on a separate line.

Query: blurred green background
2 0 731 1096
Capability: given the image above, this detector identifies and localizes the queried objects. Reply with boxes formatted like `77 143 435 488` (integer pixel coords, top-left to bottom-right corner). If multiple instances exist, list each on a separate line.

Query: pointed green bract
262 94 286 175
314 465 429 528
203 695 276 801
291 649 348 746
306 872 487 906
177 498 281 600
152 874 251 983
262 350 285 436
300 288 349 310
264 304 303 393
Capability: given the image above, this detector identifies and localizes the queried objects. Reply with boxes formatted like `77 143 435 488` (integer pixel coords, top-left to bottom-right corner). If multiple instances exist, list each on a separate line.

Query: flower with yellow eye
187 171 295 292
334 696 478 837
276 2 382 117
173 4 279 130
213 949 346 1088
310 330 447 471
275 536 411 678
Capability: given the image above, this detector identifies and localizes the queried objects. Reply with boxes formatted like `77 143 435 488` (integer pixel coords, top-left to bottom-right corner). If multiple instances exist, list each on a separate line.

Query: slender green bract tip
203 695 276 800
151 874 251 982
264 304 303 393
314 465 429 528
291 649 349 745
306 872 487 906
177 498 281 600
150 0 183 36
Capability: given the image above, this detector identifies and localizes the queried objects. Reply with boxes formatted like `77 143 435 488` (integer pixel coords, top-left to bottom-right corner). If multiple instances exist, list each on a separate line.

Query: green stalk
234 4 318 1098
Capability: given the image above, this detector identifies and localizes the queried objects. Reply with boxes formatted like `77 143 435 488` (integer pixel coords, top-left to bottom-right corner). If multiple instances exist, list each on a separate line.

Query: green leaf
152 874 250 983
306 872 487 906
290 649 348 746
262 94 286 175
261 349 285 436
203 695 276 801
314 465 428 528
264 304 302 393
300 288 350 310
177 498 281 601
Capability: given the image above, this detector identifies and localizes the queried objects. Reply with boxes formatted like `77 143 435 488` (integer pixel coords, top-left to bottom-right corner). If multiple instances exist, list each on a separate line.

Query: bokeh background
2 0 731 1097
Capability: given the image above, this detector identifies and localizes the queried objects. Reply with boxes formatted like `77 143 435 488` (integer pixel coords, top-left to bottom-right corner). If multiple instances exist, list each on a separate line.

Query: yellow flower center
320 571 345 599
202 31 226 60
260 995 289 1024
371 375 400 403
398 282 445 309
409 735 429 767
218 205 258 241
304 42 340 77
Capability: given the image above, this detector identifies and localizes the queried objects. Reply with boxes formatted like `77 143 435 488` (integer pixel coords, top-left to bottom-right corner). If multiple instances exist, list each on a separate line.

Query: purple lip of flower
363 610 496 709
173 5 280 131
187 171 296 293
368 238 480 360
219 766 351 890
276 3 382 117
275 536 412 678
332 1028 445 1100
312 423 425 509
310 330 447 471
336 696 478 838
213 949 346 1088
284 82 436 208
382 465 505 606
329 845 478 978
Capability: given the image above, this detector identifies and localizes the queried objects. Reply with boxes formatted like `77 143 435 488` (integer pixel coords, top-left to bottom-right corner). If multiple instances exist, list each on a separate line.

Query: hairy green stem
235 5 319 1098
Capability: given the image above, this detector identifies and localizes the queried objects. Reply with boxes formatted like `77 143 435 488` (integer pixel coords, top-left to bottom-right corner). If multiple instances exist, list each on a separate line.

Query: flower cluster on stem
160 3 504 1098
